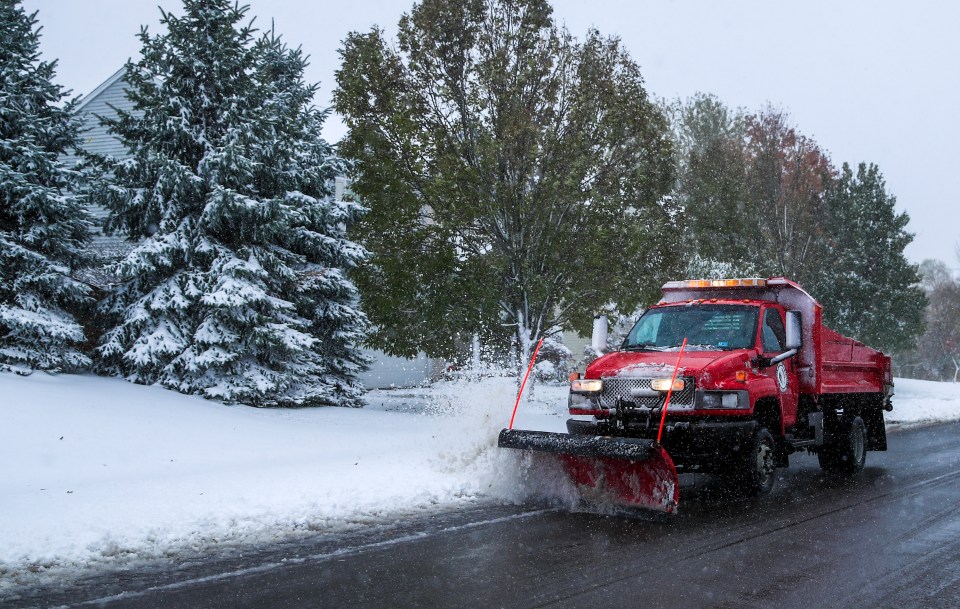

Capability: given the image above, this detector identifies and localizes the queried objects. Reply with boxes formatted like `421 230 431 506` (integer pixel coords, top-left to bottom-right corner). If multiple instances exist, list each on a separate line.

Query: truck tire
818 415 867 474
723 427 776 496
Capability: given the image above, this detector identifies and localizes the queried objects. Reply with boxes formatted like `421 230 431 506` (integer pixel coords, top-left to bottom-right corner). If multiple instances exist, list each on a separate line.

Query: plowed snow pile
0 372 569 589
1 371 957 589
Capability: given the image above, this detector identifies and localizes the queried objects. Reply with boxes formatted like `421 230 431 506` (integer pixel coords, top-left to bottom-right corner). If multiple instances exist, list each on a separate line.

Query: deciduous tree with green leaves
668 94 756 276
335 0 679 369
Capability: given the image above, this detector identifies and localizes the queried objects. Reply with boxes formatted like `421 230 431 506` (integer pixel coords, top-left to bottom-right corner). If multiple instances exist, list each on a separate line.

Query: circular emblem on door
776 362 788 393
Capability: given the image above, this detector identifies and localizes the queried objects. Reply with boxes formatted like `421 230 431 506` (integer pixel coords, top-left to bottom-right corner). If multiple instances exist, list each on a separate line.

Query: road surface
12 421 960 609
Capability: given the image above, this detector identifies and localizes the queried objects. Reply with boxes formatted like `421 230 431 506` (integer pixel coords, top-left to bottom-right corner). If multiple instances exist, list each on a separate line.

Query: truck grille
599 377 695 409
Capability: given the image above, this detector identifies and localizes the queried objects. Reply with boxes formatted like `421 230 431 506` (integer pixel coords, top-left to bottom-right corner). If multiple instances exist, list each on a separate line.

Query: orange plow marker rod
509 337 545 430
657 338 688 444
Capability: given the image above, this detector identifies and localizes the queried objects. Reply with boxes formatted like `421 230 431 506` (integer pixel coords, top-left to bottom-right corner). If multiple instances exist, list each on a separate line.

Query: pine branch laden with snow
91 1 368 406
0 2 94 373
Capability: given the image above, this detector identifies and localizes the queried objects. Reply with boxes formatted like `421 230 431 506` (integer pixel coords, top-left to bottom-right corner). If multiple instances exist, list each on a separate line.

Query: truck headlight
651 378 685 392
696 391 748 409
571 378 603 394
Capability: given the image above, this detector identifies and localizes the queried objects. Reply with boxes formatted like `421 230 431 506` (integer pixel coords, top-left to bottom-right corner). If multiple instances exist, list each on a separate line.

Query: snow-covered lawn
0 372 569 590
885 377 960 426
1 371 958 590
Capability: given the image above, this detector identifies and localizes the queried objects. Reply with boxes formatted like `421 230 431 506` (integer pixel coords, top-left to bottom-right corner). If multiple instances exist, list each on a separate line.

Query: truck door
760 307 799 428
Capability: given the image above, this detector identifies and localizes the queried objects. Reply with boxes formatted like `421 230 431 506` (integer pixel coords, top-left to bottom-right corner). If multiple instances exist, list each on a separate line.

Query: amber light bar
663 278 768 289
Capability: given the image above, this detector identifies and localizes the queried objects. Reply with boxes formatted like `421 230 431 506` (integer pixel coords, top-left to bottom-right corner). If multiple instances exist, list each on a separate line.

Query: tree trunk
471 333 481 375
516 310 536 400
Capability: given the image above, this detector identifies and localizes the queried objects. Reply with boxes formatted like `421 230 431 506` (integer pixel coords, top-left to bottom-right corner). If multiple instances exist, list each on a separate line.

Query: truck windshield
622 304 759 351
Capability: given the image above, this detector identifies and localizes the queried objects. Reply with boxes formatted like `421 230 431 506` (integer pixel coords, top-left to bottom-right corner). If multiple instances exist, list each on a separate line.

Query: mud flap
498 429 680 514
861 407 888 451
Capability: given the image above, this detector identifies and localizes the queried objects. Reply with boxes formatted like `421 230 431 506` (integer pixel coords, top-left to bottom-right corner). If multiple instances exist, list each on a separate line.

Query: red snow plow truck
498 277 893 514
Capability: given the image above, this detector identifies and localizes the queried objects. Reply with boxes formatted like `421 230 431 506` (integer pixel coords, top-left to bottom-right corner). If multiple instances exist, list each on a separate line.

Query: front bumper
574 417 757 471
661 419 757 468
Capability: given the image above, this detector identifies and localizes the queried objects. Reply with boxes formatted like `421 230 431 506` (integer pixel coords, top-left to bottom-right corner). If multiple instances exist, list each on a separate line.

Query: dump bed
819 326 892 395
660 277 892 397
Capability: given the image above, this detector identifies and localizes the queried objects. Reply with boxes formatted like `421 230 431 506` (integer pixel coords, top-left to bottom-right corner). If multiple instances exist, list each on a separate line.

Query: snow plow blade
498 429 680 514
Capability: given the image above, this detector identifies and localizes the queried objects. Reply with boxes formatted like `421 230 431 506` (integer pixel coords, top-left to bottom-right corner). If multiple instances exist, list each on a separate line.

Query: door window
762 308 785 352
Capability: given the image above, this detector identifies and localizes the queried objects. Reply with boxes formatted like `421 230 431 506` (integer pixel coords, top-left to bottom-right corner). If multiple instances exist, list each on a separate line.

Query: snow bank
1 372 958 590
886 377 960 425
0 372 570 589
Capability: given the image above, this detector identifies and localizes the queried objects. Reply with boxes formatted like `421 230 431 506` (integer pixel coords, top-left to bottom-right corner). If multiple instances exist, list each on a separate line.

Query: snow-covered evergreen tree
811 162 925 353
0 1 92 373
92 0 368 406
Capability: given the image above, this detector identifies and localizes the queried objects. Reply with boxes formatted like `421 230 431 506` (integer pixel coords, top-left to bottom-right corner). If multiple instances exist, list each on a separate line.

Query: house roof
74 67 127 113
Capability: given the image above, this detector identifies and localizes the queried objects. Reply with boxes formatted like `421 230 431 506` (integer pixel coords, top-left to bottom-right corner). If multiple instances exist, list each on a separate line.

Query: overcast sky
23 0 960 267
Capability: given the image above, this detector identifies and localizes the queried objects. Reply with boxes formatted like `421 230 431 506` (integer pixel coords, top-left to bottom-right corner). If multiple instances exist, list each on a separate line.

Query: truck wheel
723 427 776 496
566 419 598 435
818 416 867 474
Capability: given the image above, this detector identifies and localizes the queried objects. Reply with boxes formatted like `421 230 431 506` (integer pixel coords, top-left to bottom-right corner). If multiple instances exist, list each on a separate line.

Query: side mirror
591 314 608 353
785 310 802 350
765 310 802 367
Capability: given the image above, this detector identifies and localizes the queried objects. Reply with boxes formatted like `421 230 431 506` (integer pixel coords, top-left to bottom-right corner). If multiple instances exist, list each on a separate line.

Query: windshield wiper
681 343 727 351
624 342 741 352
622 342 665 352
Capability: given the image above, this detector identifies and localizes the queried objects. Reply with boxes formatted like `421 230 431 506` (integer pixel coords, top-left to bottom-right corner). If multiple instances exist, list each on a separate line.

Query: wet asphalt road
12 421 960 609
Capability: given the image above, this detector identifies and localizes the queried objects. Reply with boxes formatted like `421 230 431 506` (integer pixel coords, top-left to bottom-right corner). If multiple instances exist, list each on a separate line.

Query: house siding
563 330 592 365
360 349 438 389
66 69 136 258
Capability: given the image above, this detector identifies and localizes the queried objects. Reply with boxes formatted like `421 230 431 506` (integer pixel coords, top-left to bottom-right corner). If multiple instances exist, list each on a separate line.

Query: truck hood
587 349 753 384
